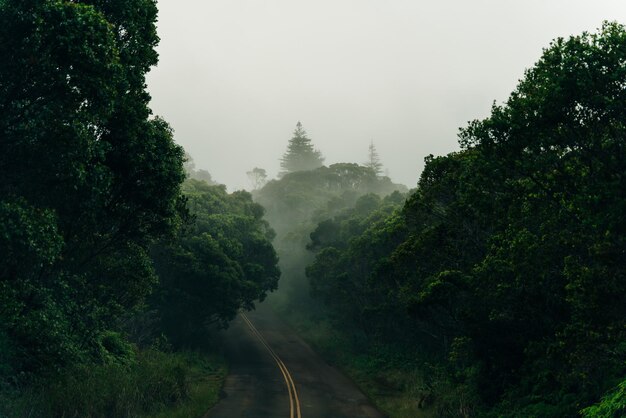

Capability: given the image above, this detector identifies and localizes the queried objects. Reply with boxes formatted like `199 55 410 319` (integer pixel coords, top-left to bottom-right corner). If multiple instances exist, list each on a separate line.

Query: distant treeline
254 162 407 306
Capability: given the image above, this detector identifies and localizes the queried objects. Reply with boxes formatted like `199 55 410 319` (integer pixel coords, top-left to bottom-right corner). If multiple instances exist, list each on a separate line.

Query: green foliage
307 194 409 331
0 349 226 418
257 162 407 309
144 351 227 418
44 350 188 418
97 331 136 365
581 378 626 418
303 22 626 416
258 162 407 237
151 180 280 347
274 308 437 418
0 329 14 381
279 122 324 175
0 1 253 416
0 199 63 277
0 0 185 378
185 153 216 185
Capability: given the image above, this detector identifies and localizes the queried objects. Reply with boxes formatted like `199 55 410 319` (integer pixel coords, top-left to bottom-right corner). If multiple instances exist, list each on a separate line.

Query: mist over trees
246 167 268 190
0 0 624 416
303 22 626 416
279 122 325 176
185 153 216 184
254 161 407 312
364 141 383 176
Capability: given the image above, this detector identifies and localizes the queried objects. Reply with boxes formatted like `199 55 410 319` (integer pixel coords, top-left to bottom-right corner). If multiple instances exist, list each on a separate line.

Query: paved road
205 303 386 418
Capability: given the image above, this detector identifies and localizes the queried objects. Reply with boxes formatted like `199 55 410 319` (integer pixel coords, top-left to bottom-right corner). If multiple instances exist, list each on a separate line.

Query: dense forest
0 0 625 417
260 23 626 418
0 1 278 416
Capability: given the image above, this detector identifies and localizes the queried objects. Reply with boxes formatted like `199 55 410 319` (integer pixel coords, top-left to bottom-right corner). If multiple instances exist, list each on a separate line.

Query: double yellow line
240 312 302 418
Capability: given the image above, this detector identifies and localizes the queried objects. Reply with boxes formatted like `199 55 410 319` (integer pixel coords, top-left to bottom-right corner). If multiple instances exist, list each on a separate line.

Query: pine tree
280 122 324 176
364 140 383 176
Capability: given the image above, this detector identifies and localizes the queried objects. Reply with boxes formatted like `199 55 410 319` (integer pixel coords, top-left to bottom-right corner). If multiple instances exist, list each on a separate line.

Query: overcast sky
147 0 626 191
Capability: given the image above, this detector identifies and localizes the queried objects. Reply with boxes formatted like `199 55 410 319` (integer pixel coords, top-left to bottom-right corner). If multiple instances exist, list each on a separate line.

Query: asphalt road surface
205 303 386 418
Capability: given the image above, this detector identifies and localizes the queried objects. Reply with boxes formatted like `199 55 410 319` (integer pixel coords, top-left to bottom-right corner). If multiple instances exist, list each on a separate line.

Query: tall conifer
280 122 324 176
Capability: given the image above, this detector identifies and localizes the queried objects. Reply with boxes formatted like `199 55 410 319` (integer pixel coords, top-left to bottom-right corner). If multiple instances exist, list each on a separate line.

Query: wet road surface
205 303 386 418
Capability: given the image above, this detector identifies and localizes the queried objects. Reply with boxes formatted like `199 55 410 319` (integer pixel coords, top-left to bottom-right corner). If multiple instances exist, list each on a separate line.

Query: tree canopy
279 122 324 176
255 161 407 312
1 2 624 416
305 22 626 416
151 179 280 347
0 0 185 376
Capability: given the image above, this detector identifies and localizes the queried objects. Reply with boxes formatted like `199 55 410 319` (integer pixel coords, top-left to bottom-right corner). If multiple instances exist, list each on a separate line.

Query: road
205 303 386 418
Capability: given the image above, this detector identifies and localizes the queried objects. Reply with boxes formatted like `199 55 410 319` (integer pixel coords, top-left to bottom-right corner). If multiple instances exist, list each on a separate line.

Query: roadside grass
0 350 226 418
145 351 226 418
271 303 436 418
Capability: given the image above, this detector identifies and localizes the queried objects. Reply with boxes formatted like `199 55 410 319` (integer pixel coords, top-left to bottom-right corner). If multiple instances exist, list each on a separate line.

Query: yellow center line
240 312 302 418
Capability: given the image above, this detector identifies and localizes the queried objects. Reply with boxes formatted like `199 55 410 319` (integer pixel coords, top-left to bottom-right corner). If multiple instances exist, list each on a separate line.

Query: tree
185 153 216 184
0 0 185 374
184 152 197 176
246 167 268 190
255 161 407 310
151 180 280 346
280 122 324 176
364 141 383 176
193 169 215 184
305 21 626 416
454 21 626 410
582 379 626 418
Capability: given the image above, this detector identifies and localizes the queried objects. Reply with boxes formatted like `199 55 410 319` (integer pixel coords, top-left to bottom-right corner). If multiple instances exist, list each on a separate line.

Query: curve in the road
241 311 302 418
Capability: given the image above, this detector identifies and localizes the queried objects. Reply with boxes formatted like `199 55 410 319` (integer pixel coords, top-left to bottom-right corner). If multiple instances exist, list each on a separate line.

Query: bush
0 350 190 418
45 350 189 418
581 379 626 418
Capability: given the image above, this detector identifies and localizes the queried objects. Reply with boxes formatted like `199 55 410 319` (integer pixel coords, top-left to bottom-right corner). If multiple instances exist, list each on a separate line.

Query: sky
147 0 626 191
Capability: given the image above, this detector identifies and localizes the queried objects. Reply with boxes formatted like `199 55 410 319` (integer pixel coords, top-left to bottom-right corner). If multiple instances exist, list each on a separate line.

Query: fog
147 0 626 190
